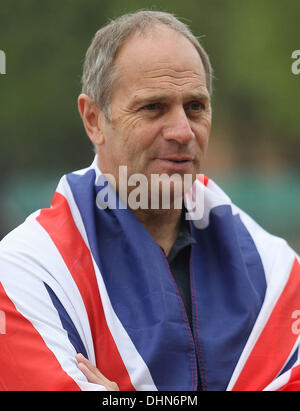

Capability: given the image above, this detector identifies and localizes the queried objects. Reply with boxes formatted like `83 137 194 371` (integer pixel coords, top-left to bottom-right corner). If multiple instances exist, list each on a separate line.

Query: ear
77 94 106 146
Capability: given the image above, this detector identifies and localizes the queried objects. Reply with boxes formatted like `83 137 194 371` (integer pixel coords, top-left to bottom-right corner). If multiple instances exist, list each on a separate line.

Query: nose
162 108 195 144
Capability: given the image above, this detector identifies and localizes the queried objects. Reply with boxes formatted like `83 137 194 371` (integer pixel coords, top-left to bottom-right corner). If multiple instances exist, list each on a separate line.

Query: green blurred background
0 0 299 252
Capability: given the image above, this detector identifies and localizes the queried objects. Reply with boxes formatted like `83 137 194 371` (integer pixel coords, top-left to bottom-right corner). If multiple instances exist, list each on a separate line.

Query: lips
155 156 194 172
160 155 194 162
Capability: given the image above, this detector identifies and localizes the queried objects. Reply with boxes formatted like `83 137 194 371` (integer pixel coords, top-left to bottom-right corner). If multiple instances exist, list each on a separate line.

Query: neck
132 207 182 256
97 159 184 254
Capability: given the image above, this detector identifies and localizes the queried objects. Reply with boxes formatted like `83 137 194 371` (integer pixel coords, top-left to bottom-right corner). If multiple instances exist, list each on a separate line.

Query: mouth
161 156 194 162
156 156 194 172
159 155 194 162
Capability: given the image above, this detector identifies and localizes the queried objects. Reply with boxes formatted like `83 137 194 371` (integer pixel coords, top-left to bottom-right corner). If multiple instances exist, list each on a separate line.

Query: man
0 10 299 391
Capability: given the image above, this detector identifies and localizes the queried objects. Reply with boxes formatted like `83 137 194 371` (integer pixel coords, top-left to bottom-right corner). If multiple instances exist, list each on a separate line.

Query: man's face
98 25 212 198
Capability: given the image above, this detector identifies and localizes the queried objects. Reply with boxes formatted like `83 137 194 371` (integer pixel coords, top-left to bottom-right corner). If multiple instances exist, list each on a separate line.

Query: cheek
195 130 209 154
110 113 161 166
196 118 211 149
127 123 159 156
112 128 149 169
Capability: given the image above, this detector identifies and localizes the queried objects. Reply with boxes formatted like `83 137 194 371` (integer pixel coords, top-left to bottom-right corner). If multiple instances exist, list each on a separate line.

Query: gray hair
81 10 213 120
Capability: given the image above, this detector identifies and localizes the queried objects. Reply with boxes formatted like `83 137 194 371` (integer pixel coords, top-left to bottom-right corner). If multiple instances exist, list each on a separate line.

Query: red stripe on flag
197 174 209 186
37 192 135 391
232 257 300 391
0 282 80 391
279 364 300 391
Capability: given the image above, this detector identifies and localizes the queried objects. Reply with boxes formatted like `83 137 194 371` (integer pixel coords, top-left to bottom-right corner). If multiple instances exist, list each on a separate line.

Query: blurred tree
0 0 299 248
1 0 299 175
0 0 111 175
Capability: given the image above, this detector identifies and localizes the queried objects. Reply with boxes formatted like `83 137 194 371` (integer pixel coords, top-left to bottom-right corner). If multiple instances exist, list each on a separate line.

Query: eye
142 103 163 111
185 101 205 112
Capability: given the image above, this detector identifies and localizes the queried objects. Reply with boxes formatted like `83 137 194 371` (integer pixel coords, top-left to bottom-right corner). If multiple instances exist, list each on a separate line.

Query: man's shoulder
0 210 39 246
0 206 77 292
0 211 47 268
202 177 299 268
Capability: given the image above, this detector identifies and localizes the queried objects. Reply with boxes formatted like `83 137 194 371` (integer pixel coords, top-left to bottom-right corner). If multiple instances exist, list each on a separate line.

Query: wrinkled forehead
113 25 207 92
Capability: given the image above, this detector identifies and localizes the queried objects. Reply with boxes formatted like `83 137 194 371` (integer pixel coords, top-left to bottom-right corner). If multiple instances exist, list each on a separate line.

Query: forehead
113 25 208 98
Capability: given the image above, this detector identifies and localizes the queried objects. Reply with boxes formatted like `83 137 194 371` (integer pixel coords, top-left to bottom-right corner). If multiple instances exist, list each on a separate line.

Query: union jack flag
0 156 299 391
